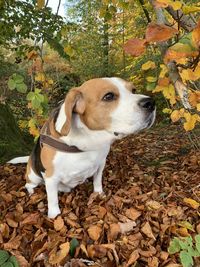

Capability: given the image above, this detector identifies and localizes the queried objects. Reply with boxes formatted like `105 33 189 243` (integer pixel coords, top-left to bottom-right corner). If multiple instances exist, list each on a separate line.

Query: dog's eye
132 88 136 94
102 92 116 101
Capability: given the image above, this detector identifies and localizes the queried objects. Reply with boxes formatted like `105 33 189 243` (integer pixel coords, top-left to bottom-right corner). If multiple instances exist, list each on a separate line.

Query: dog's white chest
53 147 109 189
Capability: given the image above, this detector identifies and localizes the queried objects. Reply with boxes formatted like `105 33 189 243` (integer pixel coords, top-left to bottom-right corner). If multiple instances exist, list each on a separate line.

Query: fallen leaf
54 216 65 231
49 242 70 265
87 245 107 259
125 208 141 220
183 198 200 209
125 249 140 267
141 222 156 240
88 225 102 241
119 221 136 234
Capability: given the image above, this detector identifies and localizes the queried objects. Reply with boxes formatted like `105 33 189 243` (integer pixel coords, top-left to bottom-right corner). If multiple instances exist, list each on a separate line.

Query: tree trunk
0 103 33 164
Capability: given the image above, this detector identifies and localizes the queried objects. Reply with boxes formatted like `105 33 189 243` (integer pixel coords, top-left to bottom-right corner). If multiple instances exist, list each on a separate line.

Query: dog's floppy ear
60 88 85 136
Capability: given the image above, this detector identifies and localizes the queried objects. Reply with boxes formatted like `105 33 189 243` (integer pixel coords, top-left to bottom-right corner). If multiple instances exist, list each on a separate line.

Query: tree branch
165 6 196 32
138 0 151 23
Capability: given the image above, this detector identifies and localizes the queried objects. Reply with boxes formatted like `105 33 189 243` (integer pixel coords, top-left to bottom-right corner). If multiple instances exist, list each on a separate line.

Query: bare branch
165 6 196 32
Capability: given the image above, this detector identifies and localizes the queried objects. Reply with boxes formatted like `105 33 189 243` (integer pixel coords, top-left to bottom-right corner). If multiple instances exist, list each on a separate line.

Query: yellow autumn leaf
171 110 181 122
142 61 156 70
146 76 157 83
152 85 163 93
183 113 197 131
35 73 45 82
183 198 200 209
162 84 176 105
37 0 45 9
159 64 168 78
64 45 75 57
182 5 200 14
163 108 172 114
197 103 200 111
170 1 182 10
181 68 200 81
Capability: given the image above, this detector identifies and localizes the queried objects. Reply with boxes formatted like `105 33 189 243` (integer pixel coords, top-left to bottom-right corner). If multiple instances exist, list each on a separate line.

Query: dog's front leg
45 178 61 218
93 160 106 193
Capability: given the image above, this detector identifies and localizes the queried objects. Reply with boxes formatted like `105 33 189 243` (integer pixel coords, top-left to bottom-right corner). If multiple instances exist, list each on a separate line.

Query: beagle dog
13 77 156 218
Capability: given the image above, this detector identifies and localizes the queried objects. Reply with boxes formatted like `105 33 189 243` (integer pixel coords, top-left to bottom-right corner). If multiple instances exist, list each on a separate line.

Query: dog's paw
48 207 61 219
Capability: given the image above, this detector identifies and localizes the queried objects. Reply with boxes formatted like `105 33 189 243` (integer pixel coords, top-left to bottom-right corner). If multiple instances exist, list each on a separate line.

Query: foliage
168 235 200 267
124 1 200 131
0 250 19 267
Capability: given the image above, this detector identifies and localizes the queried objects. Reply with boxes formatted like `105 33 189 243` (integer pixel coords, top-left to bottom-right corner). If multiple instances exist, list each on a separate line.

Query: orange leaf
146 23 178 43
87 225 102 241
54 216 64 231
141 222 156 240
192 20 200 48
49 242 70 265
124 38 147 57
125 208 142 220
126 249 140 267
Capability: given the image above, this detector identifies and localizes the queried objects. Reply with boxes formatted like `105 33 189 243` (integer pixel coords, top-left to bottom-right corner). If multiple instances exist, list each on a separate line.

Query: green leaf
12 73 24 83
9 255 19 267
8 79 16 90
69 238 79 257
1 262 14 267
168 237 181 254
26 92 35 101
195 234 200 253
187 247 200 257
178 237 193 250
16 83 27 93
0 250 10 265
32 98 41 109
180 251 193 267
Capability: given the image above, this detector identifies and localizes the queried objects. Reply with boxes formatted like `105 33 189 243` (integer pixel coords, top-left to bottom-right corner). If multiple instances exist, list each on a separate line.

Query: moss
0 103 33 164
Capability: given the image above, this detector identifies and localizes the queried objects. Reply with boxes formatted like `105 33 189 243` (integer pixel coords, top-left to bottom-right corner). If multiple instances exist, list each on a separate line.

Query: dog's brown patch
41 145 56 178
78 78 120 130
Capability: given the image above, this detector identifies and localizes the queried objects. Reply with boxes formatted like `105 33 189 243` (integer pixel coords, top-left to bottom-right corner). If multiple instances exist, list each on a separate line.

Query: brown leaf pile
0 125 200 267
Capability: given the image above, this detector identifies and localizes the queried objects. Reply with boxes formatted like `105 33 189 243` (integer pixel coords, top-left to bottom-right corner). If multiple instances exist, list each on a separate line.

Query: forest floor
0 124 200 267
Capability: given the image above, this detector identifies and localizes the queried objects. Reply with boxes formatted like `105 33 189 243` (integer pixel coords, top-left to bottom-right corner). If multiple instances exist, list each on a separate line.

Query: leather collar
40 134 83 153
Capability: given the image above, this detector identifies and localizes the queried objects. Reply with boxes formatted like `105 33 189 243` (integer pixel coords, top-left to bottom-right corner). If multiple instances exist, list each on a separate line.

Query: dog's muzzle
138 97 155 113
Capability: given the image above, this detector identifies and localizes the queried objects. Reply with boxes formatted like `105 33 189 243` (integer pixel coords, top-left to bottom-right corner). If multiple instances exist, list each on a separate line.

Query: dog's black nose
138 97 155 112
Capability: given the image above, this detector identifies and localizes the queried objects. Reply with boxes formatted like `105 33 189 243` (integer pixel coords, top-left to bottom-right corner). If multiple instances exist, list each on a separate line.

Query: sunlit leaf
124 38 147 57
146 76 157 83
163 108 172 114
192 20 200 48
146 23 178 43
171 110 181 122
183 197 200 209
182 5 200 14
142 60 156 70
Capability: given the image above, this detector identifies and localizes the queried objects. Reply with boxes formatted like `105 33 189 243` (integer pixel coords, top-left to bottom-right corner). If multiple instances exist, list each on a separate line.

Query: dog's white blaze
106 77 151 134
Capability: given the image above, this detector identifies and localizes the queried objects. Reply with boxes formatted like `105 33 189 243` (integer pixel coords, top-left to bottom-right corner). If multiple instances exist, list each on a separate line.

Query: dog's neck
56 109 115 151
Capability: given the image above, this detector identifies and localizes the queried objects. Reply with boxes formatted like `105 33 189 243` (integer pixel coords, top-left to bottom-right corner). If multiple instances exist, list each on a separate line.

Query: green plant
0 250 19 267
168 235 200 267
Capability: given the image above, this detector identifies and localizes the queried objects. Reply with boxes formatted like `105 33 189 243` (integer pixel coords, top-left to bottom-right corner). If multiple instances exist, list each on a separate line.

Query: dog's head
55 77 156 138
